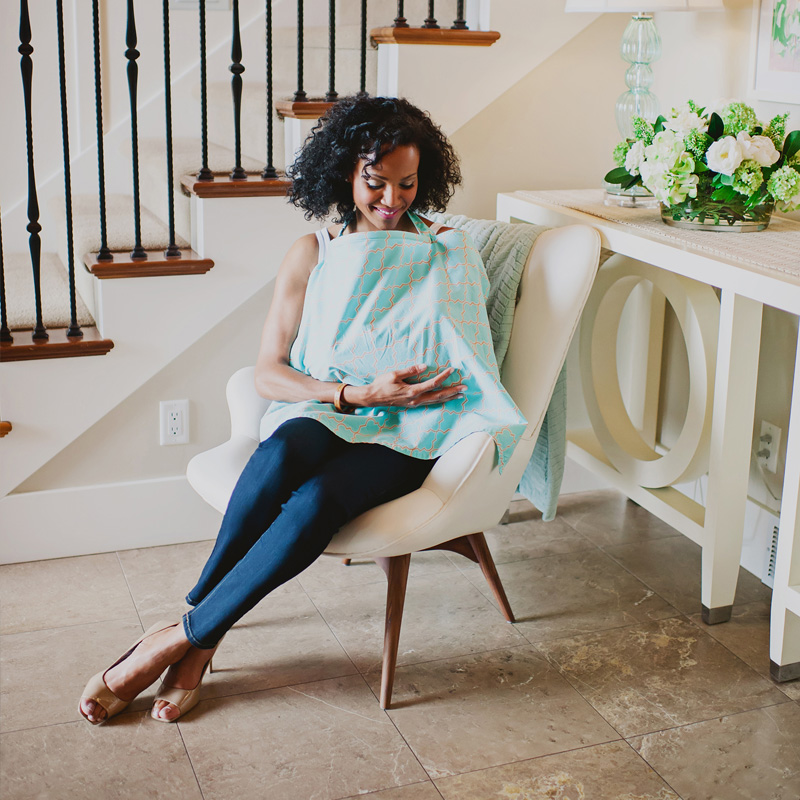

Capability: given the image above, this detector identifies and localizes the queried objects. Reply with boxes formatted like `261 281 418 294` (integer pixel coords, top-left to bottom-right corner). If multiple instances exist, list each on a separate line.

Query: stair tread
50 194 190 263
3 252 94 331
0 326 114 362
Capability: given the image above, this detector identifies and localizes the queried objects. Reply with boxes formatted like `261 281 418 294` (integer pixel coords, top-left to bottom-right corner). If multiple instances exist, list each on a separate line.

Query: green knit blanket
430 213 566 520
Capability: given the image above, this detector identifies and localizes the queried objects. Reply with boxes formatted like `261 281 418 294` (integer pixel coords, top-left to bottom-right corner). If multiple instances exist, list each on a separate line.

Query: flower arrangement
605 100 800 230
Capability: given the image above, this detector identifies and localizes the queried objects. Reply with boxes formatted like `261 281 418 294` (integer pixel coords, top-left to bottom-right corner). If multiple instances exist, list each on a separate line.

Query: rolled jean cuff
182 609 218 649
184 592 199 608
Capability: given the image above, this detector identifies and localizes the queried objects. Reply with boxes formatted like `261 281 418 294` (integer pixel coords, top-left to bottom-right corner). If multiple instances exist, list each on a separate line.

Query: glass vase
660 194 774 233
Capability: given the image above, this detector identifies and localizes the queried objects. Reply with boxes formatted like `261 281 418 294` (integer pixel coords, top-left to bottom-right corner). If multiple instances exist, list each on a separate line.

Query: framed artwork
751 0 800 104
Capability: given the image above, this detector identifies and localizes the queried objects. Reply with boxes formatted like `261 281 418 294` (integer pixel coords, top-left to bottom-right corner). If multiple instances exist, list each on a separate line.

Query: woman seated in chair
79 96 526 725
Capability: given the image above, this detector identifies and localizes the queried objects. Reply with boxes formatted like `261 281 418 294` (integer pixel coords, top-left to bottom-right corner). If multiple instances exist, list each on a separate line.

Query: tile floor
1 490 799 800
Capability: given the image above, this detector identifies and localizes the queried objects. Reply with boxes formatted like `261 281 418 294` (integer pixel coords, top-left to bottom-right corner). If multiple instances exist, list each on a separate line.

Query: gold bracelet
334 381 354 413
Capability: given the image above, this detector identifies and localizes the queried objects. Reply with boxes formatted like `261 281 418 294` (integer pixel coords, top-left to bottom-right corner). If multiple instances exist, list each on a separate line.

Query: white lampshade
564 1 724 11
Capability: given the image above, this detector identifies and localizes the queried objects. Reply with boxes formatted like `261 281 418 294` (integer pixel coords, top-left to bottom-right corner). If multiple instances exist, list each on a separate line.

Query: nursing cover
259 211 527 472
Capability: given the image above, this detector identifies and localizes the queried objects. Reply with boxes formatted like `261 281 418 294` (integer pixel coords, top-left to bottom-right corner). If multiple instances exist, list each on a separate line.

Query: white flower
736 132 780 167
705 136 744 176
625 141 646 176
644 130 684 169
665 105 708 136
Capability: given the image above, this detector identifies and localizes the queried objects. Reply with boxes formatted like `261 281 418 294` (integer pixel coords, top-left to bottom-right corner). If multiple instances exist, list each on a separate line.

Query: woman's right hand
349 364 466 409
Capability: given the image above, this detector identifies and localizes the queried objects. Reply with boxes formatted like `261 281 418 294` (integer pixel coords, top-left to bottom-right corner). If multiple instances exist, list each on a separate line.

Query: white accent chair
187 224 601 708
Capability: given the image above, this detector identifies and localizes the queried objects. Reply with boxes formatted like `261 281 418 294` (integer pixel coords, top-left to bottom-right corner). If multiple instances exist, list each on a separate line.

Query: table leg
770 324 800 681
701 291 763 623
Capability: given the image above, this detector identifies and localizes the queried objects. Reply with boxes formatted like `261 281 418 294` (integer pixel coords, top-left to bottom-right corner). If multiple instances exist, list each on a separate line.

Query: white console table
497 189 800 682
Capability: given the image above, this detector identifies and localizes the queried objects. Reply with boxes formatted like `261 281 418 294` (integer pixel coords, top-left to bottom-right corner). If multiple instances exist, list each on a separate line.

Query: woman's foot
151 642 220 722
79 622 191 724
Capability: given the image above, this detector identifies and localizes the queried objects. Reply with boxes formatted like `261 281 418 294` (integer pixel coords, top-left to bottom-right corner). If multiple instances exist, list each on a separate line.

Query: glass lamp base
603 184 660 209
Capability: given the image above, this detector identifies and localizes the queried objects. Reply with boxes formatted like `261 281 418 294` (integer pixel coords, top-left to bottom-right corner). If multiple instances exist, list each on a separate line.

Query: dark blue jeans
183 417 435 648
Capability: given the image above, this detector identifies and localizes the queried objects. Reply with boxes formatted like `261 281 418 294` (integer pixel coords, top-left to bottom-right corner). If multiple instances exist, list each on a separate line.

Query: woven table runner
517 189 800 281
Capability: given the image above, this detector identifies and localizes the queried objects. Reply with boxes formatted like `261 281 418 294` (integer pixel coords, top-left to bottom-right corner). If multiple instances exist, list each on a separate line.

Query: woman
79 96 525 725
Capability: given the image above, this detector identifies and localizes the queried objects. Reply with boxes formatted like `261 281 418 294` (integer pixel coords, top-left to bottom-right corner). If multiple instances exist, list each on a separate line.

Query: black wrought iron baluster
262 0 277 179
394 1 408 28
56 0 82 337
325 0 336 102
162 0 180 257
230 0 246 180
0 215 11 343
125 0 146 259
452 1 467 29
197 0 212 180
92 0 112 261
423 1 438 28
19 0 47 339
293 0 307 102
359 0 367 94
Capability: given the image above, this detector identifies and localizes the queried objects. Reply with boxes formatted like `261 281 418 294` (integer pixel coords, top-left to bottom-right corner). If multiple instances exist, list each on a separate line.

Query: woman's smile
350 144 420 233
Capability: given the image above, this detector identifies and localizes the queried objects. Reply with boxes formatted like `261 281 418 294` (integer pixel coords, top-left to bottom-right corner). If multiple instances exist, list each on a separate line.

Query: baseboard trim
1 476 222 564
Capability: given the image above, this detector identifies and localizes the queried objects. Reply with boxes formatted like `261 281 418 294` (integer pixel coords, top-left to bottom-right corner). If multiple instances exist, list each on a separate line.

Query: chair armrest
227 366 272 441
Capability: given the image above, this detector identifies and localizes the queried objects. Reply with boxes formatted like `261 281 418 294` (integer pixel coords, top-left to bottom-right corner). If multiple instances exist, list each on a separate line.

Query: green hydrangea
732 160 764 197
686 99 702 114
632 116 655 146
613 141 630 168
763 113 789 149
684 128 711 160
767 165 800 202
721 102 758 137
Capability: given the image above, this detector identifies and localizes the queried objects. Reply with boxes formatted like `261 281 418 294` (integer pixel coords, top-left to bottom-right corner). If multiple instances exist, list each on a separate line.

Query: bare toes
81 699 106 723
154 702 180 721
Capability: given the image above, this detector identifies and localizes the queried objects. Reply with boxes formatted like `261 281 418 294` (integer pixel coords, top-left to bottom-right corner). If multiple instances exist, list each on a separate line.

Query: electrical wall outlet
159 400 190 445
759 420 781 473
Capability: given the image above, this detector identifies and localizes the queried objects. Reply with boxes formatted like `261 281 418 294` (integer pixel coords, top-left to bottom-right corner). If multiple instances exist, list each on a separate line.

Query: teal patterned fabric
259 211 527 472
430 213 565 522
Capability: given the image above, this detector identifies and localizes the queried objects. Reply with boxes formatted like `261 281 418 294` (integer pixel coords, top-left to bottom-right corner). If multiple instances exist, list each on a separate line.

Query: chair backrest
482 224 600 497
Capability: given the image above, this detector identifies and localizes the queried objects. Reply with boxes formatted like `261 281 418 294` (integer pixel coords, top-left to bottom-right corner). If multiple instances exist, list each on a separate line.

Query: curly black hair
287 96 461 224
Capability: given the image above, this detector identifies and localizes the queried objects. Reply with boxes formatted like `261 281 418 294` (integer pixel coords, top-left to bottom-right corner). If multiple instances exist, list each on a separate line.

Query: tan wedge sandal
79 620 176 725
150 654 215 723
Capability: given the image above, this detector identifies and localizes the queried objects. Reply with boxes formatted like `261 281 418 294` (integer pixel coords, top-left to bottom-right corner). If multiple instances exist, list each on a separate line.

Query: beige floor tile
468 549 677 644
0 619 168 733
0 553 138 635
631 703 800 800
458 515 596 567
118 540 302 628
348 783 443 799
537 616 788 737
367 647 618 779
604 536 772 616
557 490 681 547
0 713 202 799
178 675 427 800
309 570 526 675
688 601 800 702
435 740 678 799
297 550 460 594
187 589 358 700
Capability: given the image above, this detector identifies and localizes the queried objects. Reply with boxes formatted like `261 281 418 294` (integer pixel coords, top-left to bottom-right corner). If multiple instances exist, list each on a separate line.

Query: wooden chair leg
467 532 515 623
374 554 411 709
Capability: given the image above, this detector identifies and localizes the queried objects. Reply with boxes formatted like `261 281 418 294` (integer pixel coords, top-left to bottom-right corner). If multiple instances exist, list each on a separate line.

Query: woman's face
349 144 420 232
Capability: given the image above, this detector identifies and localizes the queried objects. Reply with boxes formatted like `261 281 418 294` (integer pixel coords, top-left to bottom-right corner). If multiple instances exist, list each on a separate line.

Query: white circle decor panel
579 254 720 488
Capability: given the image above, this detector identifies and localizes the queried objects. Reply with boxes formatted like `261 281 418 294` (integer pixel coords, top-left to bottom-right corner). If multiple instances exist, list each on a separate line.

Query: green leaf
720 173 734 186
783 130 800 161
621 174 641 190
708 112 724 140
654 115 667 134
604 167 632 184
695 161 709 173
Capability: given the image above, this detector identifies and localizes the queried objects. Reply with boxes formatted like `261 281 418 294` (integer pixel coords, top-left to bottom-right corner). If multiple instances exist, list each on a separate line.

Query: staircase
0 0 599 563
